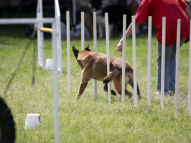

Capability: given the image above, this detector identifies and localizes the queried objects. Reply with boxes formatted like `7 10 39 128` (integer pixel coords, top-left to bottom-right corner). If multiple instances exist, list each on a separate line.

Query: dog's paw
111 90 116 96
76 95 80 100
129 92 132 98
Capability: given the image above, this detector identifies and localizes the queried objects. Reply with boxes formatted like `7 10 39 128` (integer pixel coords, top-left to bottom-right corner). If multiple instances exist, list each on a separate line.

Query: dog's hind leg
128 78 141 98
103 68 122 84
103 84 116 96
113 75 132 98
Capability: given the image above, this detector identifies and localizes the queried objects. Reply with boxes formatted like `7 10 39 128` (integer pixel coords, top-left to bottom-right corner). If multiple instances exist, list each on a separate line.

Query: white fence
0 0 61 142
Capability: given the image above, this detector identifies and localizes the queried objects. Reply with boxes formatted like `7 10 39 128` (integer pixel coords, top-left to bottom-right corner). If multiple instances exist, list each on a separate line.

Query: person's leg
168 44 176 91
157 42 162 94
157 42 173 95
168 38 187 91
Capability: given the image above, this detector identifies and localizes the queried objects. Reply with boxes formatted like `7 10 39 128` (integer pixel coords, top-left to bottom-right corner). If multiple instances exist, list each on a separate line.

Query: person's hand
113 39 123 53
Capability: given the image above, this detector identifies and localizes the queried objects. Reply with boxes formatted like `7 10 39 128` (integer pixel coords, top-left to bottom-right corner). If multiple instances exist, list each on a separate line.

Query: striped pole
122 15 126 104
66 11 71 95
175 19 181 113
161 17 166 109
132 16 137 106
93 12 98 99
147 16 152 105
105 13 111 103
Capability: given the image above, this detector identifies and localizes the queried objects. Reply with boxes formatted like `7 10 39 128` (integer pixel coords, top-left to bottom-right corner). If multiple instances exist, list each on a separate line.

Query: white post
132 16 137 106
37 13 44 69
81 12 85 50
37 0 43 15
37 0 44 69
93 12 97 99
105 13 111 103
188 20 191 115
175 19 181 113
122 15 126 104
161 17 166 109
55 0 63 74
67 11 71 95
147 16 152 105
52 22 59 143
81 12 85 98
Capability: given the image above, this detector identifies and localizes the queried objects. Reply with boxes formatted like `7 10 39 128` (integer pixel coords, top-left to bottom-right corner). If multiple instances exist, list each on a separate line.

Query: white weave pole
161 17 166 109
122 15 126 104
105 13 111 103
52 21 59 143
66 11 71 95
188 20 191 115
37 0 44 69
147 16 152 105
81 12 85 98
132 16 137 106
175 19 181 113
81 12 85 50
93 12 98 99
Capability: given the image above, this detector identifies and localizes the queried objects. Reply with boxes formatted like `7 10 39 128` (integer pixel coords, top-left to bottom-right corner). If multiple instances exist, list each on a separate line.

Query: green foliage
0 28 191 143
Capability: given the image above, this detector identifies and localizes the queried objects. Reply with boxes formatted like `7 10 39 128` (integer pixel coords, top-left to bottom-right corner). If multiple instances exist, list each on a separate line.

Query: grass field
1 26 191 143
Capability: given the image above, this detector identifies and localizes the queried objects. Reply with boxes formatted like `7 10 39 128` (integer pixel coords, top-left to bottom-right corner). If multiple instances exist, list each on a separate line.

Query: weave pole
175 19 181 113
122 15 126 104
132 16 137 106
52 21 59 143
147 16 152 105
161 17 166 108
93 12 98 99
188 20 191 115
105 13 111 103
37 0 44 69
66 11 71 95
81 12 85 50
81 12 85 98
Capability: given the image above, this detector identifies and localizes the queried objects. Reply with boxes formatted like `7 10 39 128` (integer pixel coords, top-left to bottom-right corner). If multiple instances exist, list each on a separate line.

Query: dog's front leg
76 68 92 100
76 82 88 100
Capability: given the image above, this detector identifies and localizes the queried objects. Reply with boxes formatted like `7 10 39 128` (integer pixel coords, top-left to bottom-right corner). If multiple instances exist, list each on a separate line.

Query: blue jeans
157 38 187 92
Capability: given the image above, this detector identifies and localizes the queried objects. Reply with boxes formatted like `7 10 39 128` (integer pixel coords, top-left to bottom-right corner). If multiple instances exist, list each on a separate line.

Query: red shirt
135 0 190 47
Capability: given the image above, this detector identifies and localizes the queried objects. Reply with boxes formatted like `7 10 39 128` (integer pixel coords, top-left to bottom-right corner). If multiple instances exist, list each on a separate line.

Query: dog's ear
85 45 91 51
72 46 79 59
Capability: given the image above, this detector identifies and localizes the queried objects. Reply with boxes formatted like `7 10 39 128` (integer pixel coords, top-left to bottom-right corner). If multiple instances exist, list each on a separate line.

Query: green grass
1 26 191 143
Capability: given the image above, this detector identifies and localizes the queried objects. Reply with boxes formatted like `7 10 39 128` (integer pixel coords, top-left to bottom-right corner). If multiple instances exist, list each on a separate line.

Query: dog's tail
103 68 122 84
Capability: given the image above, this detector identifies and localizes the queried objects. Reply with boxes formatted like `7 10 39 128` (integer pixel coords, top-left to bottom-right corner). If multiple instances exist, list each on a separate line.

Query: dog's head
72 45 91 69
72 45 91 59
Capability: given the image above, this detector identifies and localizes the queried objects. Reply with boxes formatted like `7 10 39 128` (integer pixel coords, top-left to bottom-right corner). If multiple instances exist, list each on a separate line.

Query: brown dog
72 45 141 100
